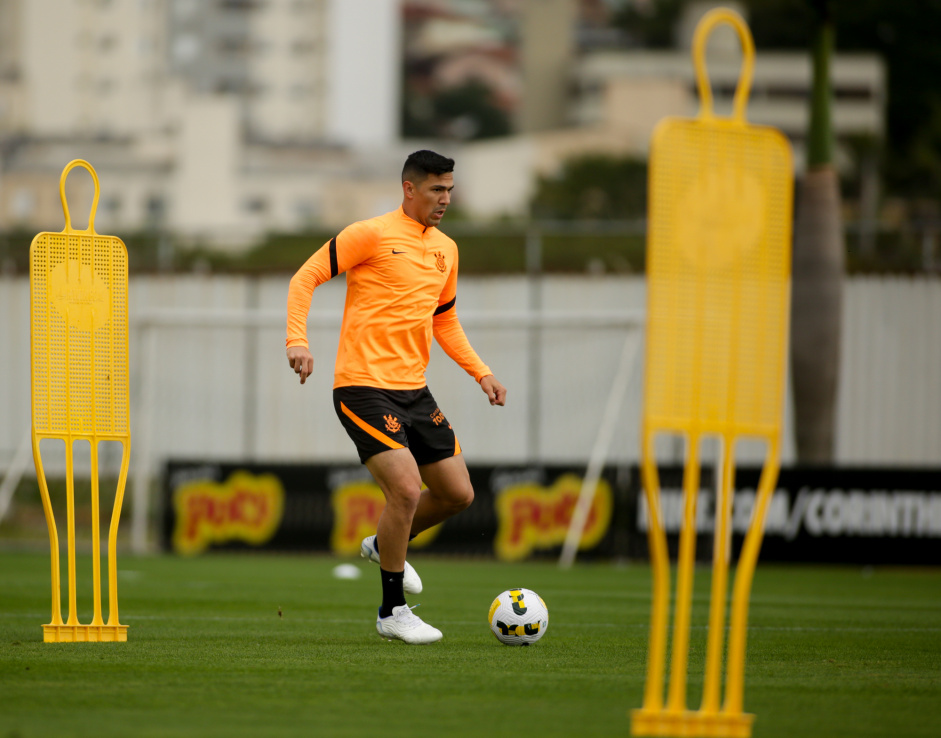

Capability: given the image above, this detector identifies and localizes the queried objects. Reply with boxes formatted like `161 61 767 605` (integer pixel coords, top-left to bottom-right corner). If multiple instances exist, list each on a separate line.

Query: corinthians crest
433 251 446 273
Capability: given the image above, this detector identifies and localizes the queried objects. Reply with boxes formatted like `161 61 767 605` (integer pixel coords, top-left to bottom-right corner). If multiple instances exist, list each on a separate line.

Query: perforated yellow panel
30 233 129 438
29 160 130 643
644 116 792 437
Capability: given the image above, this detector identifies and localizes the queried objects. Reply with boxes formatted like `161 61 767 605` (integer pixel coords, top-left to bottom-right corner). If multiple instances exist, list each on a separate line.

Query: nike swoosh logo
391 249 406 254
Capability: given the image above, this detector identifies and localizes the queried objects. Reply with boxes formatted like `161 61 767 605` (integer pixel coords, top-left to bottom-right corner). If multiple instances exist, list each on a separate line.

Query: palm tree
790 0 845 463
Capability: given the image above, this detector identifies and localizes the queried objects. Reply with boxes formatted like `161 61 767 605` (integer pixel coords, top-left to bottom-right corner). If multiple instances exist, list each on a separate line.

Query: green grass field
1 551 939 738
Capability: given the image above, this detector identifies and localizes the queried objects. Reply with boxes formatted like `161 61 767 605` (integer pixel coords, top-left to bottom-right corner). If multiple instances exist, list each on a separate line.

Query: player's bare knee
451 483 474 513
387 482 422 515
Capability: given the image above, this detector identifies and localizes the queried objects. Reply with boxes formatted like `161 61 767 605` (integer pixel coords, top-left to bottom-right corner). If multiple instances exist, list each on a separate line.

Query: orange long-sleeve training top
286 206 491 390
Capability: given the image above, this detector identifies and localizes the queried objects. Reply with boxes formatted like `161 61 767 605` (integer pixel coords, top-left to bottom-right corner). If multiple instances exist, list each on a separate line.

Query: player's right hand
479 375 507 406
286 346 314 385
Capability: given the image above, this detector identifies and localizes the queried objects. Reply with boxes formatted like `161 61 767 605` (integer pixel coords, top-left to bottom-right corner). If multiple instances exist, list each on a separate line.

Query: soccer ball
488 588 549 646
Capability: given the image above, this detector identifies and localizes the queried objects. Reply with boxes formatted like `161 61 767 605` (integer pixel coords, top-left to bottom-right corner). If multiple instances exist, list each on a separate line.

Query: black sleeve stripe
329 237 338 278
434 297 456 316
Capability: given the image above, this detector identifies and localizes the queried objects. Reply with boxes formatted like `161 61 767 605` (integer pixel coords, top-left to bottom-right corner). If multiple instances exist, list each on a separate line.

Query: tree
790 0 844 463
748 0 941 202
401 80 511 141
530 155 648 220
611 0 684 47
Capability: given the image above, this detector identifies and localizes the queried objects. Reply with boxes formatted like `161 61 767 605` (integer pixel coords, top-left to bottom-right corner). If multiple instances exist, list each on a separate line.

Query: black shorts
333 386 461 465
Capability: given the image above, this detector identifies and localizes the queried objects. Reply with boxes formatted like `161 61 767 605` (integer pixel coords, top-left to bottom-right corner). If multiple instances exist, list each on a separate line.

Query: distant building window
291 38 317 55
215 77 250 94
760 85 808 101
173 35 201 64
244 196 269 214
835 85 875 101
11 189 34 220
218 36 252 54
145 195 166 226
102 196 122 217
710 83 738 99
218 0 261 10
244 80 267 98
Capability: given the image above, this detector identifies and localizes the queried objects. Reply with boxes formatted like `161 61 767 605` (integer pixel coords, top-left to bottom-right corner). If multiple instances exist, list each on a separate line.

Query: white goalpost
559 323 645 569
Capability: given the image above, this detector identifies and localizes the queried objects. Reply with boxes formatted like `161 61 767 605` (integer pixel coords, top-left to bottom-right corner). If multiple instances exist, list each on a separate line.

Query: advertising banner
162 462 941 564
162 461 630 561
634 466 941 565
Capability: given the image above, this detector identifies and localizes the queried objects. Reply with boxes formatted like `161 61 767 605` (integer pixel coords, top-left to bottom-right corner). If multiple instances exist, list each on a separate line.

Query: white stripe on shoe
360 535 423 595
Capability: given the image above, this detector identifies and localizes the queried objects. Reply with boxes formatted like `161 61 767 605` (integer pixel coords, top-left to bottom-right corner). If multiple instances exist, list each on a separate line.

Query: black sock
379 568 406 619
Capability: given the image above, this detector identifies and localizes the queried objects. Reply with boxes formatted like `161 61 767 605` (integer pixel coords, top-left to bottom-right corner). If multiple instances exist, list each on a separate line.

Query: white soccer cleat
376 605 442 644
360 534 423 595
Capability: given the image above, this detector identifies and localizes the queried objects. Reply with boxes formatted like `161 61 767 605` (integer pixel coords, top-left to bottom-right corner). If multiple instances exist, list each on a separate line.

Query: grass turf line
0 552 939 738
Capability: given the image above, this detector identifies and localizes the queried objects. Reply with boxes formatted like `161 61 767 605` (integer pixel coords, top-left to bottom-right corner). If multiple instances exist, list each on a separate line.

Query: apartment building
0 0 402 243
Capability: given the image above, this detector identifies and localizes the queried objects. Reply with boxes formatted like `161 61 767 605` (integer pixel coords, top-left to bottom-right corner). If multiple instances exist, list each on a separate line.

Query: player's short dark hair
402 150 454 184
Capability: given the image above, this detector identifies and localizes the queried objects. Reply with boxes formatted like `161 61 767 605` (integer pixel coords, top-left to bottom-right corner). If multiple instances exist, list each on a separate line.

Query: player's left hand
286 345 314 385
480 375 506 406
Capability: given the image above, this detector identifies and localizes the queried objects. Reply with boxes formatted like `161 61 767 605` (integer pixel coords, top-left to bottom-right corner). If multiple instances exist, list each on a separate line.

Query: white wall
837 276 941 464
2 274 940 480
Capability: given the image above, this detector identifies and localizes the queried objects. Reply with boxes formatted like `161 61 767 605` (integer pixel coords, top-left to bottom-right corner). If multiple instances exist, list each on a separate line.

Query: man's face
407 172 454 227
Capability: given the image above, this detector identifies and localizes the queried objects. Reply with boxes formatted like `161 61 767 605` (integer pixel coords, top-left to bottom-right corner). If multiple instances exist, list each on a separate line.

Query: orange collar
398 205 436 234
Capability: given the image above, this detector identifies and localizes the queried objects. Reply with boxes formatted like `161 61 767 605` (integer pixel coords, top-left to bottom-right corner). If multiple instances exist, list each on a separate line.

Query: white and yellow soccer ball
488 588 549 646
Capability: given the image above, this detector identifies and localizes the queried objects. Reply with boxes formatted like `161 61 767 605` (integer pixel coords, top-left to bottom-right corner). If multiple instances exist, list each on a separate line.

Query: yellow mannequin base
632 709 754 738
43 624 128 643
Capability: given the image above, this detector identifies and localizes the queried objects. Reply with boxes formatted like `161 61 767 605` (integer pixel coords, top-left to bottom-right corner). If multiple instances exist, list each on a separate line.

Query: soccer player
285 150 506 644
